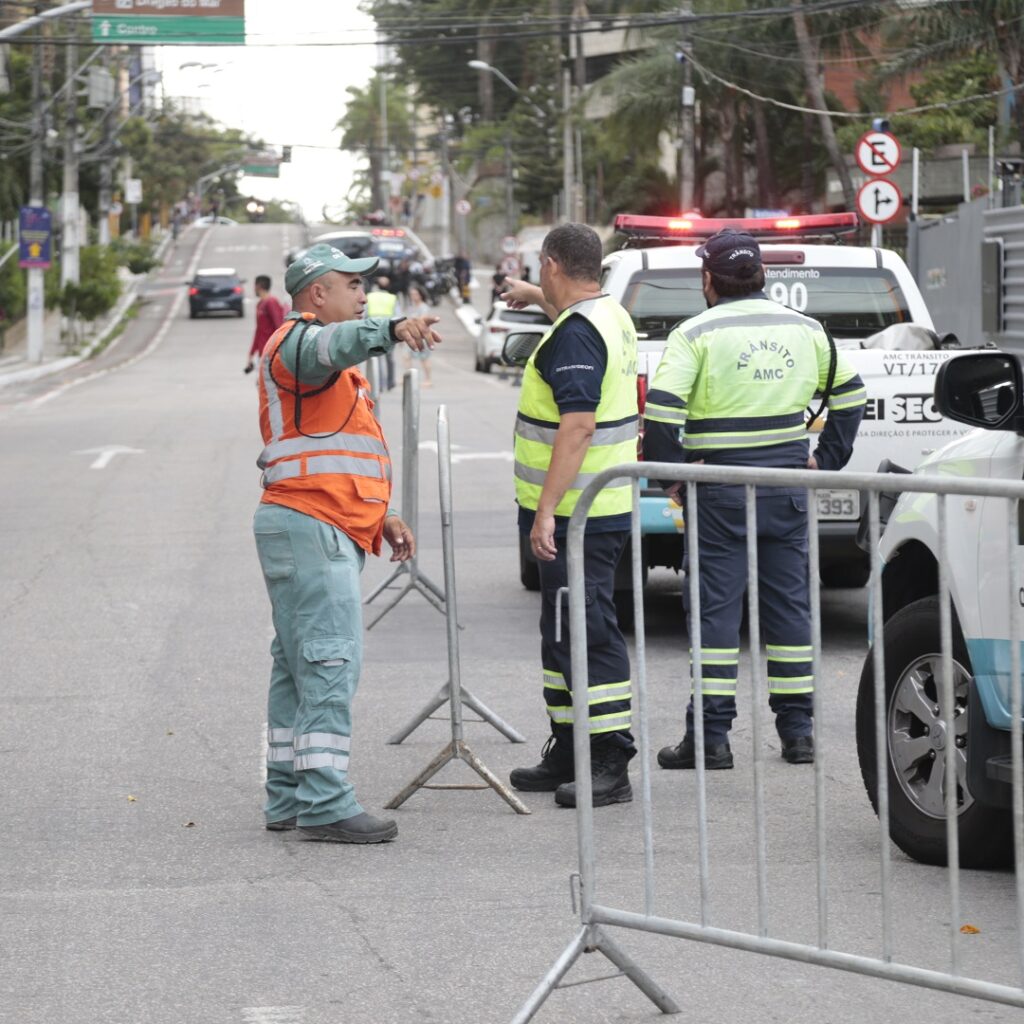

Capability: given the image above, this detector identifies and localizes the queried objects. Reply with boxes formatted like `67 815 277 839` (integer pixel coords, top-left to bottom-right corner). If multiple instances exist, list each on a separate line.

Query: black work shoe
554 754 632 808
657 736 734 770
781 736 814 764
510 736 575 792
299 812 398 844
265 816 297 831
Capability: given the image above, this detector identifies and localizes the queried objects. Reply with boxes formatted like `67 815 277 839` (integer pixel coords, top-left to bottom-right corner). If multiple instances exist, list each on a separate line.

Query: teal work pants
253 503 367 826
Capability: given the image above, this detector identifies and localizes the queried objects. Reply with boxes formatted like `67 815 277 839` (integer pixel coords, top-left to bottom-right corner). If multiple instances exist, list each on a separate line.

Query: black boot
657 735 733 770
781 736 814 764
554 749 632 808
509 735 575 792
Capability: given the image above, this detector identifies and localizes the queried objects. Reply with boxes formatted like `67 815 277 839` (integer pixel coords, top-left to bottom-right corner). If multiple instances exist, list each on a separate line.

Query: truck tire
820 561 870 589
519 532 540 591
856 595 1012 868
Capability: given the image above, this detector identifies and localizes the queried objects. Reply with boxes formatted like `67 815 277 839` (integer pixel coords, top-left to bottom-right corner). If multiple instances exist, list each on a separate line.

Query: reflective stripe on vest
257 317 392 553
514 295 638 519
653 297 834 454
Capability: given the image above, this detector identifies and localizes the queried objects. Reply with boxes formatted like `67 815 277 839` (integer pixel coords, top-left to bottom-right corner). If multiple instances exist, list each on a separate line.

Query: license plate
205 300 227 309
816 489 859 520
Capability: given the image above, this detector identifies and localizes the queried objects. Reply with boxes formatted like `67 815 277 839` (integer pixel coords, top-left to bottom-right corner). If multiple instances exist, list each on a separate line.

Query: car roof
195 267 239 276
313 230 372 241
604 242 887 270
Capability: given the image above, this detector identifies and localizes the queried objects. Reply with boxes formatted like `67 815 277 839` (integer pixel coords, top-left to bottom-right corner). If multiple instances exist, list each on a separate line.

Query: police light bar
371 227 407 238
614 212 858 242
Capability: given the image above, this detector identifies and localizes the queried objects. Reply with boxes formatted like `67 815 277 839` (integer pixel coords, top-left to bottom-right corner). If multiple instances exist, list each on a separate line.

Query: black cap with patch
695 229 762 278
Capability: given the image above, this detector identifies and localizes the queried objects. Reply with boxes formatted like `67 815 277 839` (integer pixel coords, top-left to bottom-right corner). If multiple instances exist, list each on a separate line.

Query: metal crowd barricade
387 406 528 814
364 367 448 630
512 461 1024 1022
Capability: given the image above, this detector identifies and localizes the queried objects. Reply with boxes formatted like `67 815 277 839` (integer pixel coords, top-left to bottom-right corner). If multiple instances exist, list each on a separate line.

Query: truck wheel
820 561 870 588
519 532 540 591
856 596 1012 868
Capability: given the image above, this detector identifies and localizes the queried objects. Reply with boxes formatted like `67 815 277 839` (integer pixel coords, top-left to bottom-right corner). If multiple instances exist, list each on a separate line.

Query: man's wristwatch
388 316 407 342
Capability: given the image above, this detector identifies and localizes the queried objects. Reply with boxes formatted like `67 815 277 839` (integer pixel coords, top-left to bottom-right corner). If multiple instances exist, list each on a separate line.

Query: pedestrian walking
402 284 434 387
254 243 442 843
244 274 285 374
501 223 639 808
642 229 866 769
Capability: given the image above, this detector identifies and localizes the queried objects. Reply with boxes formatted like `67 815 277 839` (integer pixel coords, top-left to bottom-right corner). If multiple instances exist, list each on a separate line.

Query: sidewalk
0 232 174 390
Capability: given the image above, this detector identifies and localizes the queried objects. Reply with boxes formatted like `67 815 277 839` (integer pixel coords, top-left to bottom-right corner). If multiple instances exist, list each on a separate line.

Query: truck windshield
621 266 911 340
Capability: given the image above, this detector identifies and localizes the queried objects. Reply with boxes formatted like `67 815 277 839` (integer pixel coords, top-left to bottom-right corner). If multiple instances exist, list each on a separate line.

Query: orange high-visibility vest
257 315 392 555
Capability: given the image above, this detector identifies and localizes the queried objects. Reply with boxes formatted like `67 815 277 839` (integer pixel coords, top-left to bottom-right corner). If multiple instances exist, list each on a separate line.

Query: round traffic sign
455 198 472 216
500 255 520 276
856 131 902 176
856 177 903 224
501 234 518 255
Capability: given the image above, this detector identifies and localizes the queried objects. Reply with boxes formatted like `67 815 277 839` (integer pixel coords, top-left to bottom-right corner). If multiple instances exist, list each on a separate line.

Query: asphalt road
1 222 1021 1023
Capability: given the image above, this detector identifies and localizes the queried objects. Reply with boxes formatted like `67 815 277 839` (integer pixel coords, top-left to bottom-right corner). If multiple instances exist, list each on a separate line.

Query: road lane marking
76 445 144 470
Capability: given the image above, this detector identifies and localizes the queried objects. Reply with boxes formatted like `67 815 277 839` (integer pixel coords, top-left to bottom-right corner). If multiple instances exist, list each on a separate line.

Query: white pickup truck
595 212 972 601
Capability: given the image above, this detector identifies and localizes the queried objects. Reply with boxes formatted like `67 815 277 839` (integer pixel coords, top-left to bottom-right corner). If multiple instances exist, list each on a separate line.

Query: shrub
61 245 121 321
110 237 158 275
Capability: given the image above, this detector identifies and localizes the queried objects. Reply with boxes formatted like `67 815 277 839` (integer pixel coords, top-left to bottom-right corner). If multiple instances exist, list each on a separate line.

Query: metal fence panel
512 461 1024 1022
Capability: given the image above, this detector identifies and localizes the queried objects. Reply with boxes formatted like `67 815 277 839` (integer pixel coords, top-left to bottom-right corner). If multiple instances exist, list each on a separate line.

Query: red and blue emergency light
613 211 858 243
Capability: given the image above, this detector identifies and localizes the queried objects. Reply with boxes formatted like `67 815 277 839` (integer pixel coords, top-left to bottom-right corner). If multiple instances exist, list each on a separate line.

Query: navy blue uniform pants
685 486 814 744
536 529 635 755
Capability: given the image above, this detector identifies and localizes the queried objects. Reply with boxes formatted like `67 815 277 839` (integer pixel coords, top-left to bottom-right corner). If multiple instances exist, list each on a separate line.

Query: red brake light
188 287 198 296
233 286 243 294
489 325 509 334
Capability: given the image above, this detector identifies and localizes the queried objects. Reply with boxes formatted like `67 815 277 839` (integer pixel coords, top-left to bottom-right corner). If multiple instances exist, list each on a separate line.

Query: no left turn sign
856 177 902 224
856 131 902 176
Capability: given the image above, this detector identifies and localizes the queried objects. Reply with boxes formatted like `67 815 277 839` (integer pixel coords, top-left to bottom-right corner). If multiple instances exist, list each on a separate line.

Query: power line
688 50 1020 118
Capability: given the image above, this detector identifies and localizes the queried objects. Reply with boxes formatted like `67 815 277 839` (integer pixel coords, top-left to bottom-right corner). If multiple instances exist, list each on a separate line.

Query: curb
0 231 177 390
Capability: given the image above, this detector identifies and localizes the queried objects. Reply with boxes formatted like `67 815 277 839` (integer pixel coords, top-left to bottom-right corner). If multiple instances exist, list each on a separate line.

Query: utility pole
98 51 113 245
27 31 44 363
570 0 586 222
678 1 695 211
561 66 574 223
61 34 79 290
377 42 390 219
439 119 451 257
504 134 516 237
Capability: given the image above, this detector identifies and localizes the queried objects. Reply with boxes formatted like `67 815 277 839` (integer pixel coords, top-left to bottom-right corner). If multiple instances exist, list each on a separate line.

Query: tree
336 74 414 213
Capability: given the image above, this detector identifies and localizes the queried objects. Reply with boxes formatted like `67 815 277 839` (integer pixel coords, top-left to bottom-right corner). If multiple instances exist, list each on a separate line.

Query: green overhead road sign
91 1 245 46
243 162 280 178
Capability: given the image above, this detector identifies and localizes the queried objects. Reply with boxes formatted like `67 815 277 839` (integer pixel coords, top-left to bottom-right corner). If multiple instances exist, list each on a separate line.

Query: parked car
476 301 551 373
188 267 244 318
857 351 1021 869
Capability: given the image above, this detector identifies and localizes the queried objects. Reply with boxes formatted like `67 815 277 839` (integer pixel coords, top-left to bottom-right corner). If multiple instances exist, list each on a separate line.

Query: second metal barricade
513 461 1024 1022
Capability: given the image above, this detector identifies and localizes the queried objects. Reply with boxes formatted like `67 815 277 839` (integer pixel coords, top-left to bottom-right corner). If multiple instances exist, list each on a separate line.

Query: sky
157 0 381 220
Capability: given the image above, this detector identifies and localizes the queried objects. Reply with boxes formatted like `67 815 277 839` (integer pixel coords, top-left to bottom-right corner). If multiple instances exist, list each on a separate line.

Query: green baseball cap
284 243 380 297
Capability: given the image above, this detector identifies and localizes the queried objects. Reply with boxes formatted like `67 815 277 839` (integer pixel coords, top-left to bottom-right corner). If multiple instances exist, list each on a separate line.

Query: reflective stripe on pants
538 528 635 752
685 486 813 744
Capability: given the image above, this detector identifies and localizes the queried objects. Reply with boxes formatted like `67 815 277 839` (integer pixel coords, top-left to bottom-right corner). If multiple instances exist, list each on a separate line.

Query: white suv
593 212 969 605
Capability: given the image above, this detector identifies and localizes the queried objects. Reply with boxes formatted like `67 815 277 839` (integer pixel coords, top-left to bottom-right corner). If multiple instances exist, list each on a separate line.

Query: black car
188 267 244 318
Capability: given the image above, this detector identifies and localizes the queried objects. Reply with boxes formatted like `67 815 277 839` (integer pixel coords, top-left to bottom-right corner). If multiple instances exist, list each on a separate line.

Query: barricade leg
385 407 527 810
510 925 680 1023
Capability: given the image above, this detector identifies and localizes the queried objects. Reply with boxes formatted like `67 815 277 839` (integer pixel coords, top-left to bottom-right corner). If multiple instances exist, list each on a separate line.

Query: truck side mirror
934 351 1024 430
502 331 543 368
